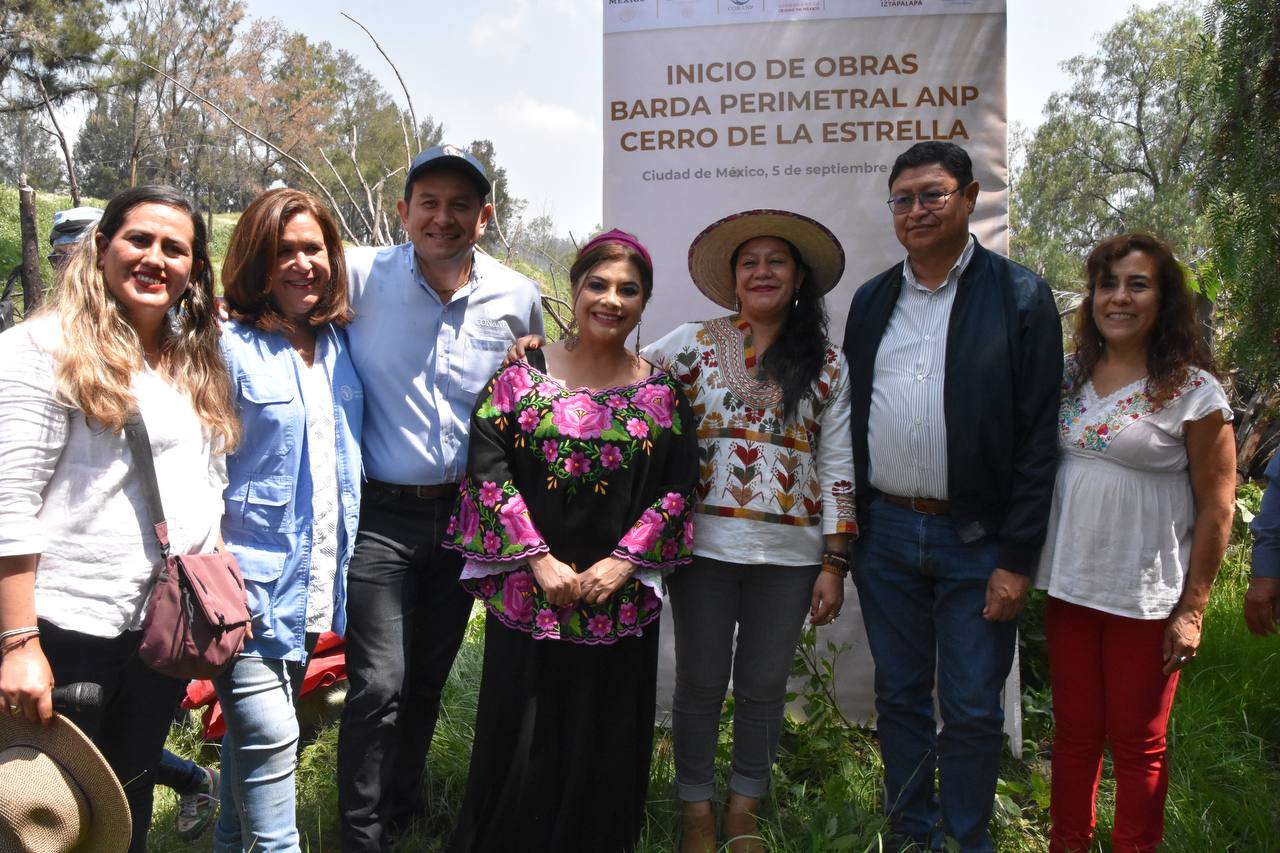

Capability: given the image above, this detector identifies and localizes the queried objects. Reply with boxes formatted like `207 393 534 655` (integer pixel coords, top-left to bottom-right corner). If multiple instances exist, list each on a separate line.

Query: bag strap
123 411 173 557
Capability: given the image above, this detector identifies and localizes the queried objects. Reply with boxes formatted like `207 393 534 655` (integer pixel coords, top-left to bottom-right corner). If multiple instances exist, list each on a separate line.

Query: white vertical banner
603 0 1020 752
604 0 1008 340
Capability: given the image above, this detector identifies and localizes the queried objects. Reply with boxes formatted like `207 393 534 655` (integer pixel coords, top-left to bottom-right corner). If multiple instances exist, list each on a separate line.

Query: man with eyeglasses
841 141 1062 852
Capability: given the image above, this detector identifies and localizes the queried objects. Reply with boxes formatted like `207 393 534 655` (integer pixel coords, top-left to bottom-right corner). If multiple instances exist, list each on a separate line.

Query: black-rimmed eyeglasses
885 188 961 216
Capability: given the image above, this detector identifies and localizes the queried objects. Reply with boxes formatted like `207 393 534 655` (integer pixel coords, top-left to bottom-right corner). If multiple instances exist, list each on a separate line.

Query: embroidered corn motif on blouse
445 349 699 644
644 317 857 565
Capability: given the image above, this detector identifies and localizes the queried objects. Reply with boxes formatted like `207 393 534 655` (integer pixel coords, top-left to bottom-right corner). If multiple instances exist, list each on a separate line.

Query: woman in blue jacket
215 188 363 852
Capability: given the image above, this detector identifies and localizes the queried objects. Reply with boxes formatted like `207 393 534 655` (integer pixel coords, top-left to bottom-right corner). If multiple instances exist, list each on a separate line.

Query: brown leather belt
881 493 951 515
366 478 459 500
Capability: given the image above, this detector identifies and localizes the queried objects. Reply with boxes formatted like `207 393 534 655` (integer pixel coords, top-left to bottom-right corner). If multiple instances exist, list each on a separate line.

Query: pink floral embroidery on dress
552 392 613 439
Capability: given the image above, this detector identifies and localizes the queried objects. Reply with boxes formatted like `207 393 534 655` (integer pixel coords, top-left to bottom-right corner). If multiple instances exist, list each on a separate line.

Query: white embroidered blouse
644 317 856 566
1034 356 1233 619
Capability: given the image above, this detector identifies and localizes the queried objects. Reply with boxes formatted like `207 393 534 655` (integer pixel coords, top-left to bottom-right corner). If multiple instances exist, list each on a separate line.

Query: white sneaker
175 766 220 841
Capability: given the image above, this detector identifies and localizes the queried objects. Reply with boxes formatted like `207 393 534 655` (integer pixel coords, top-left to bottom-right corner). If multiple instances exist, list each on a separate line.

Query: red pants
1046 597 1181 853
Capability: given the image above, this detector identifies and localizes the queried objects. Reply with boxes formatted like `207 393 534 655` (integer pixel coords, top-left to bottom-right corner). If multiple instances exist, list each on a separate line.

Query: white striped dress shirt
866 236 975 500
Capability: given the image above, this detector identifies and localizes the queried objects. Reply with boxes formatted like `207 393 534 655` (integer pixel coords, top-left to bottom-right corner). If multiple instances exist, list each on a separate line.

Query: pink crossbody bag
124 412 252 679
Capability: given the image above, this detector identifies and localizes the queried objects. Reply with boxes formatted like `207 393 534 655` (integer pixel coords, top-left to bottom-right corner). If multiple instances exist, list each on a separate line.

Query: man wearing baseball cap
337 144 544 849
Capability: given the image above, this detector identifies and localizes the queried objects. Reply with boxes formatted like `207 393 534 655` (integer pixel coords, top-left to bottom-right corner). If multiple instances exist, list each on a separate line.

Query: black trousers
39 619 187 853
336 487 473 851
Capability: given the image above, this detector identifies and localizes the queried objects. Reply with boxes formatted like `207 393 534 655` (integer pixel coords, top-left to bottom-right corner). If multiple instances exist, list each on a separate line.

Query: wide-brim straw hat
0 713 131 853
688 209 845 309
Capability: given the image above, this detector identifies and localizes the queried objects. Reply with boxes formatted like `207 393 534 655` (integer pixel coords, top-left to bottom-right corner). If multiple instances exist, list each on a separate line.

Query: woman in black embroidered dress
445 229 698 853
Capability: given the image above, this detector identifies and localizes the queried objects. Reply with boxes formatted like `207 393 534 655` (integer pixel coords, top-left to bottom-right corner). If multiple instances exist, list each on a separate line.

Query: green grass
148 547 1280 851
1159 544 1280 851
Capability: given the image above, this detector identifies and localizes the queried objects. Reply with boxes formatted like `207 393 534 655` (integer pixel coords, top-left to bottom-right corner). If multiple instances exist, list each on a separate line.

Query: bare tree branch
341 13 419 164
316 144 374 238
540 294 574 336
28 73 81 206
487 176 515 263
137 59 361 244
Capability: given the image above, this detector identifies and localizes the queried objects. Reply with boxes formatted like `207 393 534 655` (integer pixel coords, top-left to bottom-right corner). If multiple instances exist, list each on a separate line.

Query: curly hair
41 185 239 449
1072 232 1216 406
222 188 353 333
730 237 828 421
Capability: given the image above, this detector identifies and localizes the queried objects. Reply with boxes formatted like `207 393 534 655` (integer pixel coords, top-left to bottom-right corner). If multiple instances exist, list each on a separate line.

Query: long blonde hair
42 186 240 451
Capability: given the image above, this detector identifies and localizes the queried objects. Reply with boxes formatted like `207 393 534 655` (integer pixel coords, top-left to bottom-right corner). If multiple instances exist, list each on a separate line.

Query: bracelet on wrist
821 551 850 577
0 632 40 658
0 627 39 642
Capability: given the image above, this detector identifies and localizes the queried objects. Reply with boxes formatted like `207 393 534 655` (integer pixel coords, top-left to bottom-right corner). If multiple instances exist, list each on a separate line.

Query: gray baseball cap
50 207 104 247
405 144 491 198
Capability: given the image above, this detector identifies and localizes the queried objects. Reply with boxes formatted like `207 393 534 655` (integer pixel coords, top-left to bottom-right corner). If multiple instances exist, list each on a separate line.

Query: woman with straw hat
645 209 857 852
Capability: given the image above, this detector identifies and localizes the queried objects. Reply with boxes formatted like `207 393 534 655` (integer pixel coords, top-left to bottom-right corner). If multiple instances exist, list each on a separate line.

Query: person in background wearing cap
639 210 855 853
336 144 544 850
842 141 1062 852
442 230 696 852
48 207 106 269
0 207 104 334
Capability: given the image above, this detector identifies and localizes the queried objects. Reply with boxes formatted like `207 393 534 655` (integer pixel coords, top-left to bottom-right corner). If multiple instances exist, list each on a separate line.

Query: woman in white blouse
646 210 856 853
1034 233 1235 853
0 185 239 853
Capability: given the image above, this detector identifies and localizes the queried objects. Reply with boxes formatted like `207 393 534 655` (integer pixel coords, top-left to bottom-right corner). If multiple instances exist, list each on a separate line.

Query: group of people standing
0 137 1247 853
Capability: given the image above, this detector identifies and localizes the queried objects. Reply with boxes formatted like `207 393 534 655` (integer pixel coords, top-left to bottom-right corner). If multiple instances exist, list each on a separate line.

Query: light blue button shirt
345 243 544 485
220 320 364 661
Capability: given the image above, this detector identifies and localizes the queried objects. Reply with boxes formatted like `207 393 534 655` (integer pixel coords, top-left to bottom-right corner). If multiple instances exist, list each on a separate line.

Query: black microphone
51 682 103 713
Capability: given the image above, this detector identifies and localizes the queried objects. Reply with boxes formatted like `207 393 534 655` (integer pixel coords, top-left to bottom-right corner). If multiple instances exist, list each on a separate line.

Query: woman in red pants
1034 233 1236 852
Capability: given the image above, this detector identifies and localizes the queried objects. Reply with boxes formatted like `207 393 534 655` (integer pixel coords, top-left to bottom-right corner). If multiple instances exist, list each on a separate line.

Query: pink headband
578 228 652 271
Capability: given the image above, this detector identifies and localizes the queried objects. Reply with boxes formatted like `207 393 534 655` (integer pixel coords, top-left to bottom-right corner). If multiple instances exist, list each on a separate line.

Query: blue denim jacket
220 320 364 661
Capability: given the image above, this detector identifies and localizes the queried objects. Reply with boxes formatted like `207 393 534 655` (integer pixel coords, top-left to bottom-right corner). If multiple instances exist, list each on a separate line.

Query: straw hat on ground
0 713 130 853
687 209 845 309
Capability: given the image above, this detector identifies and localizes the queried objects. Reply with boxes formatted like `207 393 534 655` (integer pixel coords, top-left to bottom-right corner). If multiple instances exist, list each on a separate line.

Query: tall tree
0 109 64 190
1010 2 1215 289
1201 0 1280 385
0 0 116 109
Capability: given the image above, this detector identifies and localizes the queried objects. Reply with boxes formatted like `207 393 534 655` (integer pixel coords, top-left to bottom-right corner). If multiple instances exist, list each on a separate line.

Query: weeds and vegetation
147 496 1280 851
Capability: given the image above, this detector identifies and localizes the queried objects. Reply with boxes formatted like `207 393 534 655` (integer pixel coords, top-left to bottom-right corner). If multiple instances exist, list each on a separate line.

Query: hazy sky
223 0 1166 237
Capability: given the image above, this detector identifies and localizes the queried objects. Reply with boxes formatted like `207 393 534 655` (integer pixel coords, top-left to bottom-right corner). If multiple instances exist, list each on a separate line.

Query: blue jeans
853 498 1016 853
157 748 207 795
212 653 309 852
